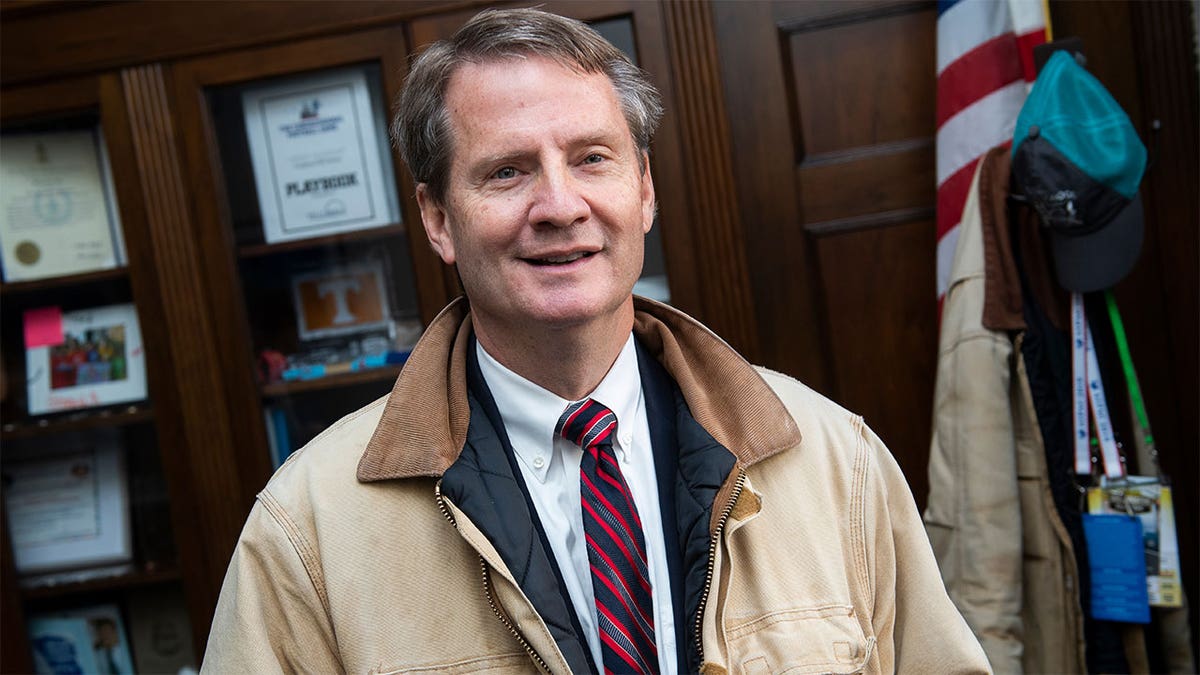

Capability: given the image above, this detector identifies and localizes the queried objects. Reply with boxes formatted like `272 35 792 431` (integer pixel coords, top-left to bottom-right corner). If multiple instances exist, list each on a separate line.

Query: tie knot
556 398 617 450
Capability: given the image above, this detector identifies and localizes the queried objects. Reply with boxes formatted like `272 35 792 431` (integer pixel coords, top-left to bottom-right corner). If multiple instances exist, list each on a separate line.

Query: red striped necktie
557 399 658 675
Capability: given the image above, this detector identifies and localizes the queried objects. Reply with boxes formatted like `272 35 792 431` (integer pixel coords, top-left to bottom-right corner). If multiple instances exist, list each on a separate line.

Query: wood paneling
783 5 935 157
661 0 758 357
118 64 257 647
813 217 937 499
0 0 483 86
714 2 938 496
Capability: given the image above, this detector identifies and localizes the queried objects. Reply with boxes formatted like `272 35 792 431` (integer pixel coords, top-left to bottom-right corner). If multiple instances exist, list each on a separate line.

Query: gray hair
391 8 663 205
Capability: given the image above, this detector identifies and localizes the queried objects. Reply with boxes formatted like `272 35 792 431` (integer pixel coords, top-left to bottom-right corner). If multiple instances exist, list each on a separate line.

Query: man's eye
583 154 604 164
493 167 518 180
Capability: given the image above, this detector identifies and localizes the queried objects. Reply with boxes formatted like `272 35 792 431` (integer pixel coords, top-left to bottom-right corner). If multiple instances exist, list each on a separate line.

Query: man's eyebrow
469 150 533 172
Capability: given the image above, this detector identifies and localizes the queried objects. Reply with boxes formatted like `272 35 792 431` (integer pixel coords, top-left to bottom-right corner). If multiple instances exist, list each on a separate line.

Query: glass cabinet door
0 79 197 674
172 27 447 472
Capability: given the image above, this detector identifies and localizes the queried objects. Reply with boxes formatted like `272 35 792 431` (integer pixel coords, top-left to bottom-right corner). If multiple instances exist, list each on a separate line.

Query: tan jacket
924 147 1087 674
204 297 988 674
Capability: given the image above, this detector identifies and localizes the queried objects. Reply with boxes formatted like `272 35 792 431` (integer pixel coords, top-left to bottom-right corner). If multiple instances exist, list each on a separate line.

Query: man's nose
528 165 589 228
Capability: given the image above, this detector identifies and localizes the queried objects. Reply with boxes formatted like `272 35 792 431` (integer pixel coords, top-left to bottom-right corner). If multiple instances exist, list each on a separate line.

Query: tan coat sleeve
861 423 993 674
923 165 1024 674
201 493 343 674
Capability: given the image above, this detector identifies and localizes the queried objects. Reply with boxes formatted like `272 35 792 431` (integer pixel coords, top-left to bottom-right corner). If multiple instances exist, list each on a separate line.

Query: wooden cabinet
0 73 206 673
1 0 1194 668
0 1 753 666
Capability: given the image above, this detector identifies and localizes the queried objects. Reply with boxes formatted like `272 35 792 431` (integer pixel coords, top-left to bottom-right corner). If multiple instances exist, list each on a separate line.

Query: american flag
936 0 1049 303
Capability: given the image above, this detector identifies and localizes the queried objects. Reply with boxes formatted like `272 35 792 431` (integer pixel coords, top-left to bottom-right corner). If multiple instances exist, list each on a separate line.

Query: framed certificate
290 260 391 340
0 129 125 282
242 67 400 243
2 432 132 574
24 303 148 415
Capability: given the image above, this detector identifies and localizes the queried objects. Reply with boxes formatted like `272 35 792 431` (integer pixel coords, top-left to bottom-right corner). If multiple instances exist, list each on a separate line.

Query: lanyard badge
1076 291 1182 613
1071 293 1124 479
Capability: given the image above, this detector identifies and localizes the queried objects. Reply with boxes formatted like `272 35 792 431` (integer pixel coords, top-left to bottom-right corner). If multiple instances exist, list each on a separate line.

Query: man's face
418 56 655 341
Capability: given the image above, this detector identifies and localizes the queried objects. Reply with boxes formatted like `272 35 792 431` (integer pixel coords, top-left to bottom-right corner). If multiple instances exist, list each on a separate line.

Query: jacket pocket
724 605 874 674
371 652 532 674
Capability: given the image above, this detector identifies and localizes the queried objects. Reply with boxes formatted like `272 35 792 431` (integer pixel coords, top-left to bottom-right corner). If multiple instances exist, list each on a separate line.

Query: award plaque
242 67 400 243
0 129 124 282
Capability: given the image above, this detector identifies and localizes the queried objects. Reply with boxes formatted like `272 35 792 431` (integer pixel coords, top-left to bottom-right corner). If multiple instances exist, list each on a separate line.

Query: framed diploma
242 67 400 243
2 431 132 574
0 129 125 282
291 260 391 340
24 303 148 416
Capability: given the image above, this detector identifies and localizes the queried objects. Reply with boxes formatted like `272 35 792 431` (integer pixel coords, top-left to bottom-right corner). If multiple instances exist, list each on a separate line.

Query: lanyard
1105 290 1162 478
1072 293 1125 479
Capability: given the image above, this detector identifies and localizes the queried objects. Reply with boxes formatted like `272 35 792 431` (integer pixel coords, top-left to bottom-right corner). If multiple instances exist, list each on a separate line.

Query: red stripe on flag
936 158 980 240
1015 28 1048 82
936 33 1024 127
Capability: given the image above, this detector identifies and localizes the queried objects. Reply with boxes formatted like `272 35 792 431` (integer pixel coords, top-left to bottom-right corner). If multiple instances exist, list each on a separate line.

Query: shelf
237 224 406 259
20 563 181 601
0 267 128 295
261 365 401 398
0 404 153 441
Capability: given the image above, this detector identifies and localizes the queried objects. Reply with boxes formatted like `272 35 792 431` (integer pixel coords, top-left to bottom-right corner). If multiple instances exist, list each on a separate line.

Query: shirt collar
476 334 641 482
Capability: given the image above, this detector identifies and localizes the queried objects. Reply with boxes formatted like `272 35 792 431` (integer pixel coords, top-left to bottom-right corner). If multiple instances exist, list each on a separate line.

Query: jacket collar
977 145 1069 333
357 296 801 482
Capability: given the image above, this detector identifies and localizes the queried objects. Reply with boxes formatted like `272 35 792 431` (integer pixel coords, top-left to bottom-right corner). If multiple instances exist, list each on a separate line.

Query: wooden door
712 0 940 501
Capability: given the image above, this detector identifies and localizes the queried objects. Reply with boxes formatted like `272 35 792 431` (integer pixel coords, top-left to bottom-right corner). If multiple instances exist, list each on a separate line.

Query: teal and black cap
1012 50 1147 293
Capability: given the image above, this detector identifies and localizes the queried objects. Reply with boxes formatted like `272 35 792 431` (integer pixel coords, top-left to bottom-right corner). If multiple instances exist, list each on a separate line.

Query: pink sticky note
24 307 65 348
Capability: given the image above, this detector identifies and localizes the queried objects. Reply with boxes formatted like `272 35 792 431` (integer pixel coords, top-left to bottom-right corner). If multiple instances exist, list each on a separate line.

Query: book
24 303 148 416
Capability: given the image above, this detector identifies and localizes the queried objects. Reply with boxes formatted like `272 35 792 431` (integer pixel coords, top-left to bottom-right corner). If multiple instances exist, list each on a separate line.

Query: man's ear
639 152 656 235
416 184 456 264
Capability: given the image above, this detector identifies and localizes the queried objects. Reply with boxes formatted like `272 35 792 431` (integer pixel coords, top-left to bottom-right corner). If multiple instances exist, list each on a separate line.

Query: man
203 9 989 674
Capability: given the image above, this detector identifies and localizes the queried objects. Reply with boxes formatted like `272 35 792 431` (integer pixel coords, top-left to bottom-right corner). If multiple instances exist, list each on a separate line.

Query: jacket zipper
693 469 747 668
435 482 551 674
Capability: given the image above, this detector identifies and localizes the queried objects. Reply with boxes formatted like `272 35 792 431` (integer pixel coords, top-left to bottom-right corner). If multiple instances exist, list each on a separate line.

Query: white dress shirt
476 334 677 674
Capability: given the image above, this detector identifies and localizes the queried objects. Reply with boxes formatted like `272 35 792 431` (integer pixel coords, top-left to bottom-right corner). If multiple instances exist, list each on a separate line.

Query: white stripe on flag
936 224 962 298
935 80 1027 186
1009 0 1047 37
936 0 1014 74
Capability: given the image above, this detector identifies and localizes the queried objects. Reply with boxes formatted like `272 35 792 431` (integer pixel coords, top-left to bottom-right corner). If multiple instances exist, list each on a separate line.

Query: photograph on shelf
29 603 135 675
0 127 126 283
291 259 391 340
126 587 198 675
24 302 148 416
27 616 100 674
242 66 400 243
2 429 132 576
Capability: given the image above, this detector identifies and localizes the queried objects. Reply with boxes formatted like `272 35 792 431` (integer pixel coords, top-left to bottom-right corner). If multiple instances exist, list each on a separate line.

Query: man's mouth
525 251 594 266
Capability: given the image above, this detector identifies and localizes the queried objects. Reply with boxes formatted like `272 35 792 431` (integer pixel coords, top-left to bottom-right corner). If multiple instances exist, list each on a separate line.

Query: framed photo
27 617 100 675
24 303 148 415
291 260 391 340
0 128 125 282
242 67 399 243
2 431 132 574
30 604 134 675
